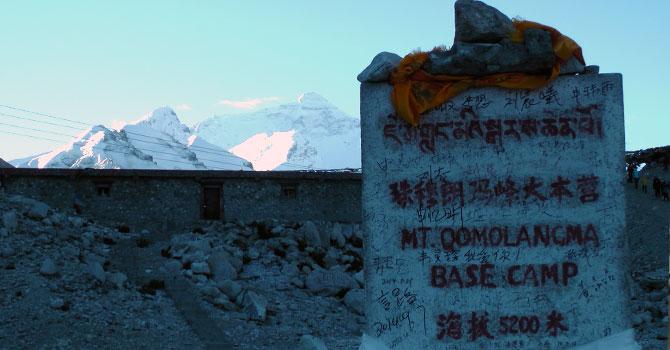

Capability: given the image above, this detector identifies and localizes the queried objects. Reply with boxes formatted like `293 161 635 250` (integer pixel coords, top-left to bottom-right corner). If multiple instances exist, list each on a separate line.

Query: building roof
0 167 360 181
0 158 14 169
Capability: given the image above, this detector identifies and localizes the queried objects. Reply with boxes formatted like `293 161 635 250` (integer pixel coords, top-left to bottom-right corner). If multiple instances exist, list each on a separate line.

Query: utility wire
0 103 315 170
0 121 79 138
0 104 89 126
0 129 67 143
0 111 84 130
0 129 236 170
0 121 247 169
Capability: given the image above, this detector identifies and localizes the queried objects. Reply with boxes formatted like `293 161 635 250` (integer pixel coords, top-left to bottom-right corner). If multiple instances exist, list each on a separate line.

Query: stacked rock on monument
358 0 589 83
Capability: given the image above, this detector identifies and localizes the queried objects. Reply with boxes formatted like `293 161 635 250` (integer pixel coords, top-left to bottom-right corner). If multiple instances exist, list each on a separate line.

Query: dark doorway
201 186 221 220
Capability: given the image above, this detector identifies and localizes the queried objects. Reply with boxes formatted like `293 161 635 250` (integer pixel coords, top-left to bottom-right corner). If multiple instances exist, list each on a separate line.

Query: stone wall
0 169 361 234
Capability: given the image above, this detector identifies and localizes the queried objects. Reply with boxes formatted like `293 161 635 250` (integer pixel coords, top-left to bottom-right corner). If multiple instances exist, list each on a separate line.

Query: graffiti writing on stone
436 310 570 342
389 174 600 208
399 223 600 251
383 106 604 154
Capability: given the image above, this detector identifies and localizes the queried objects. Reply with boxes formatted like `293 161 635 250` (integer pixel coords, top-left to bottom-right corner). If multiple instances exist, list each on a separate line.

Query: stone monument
359 1 638 349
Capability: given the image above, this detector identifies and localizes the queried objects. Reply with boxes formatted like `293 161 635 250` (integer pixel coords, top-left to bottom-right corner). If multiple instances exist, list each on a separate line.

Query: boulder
357 52 402 83
212 296 236 310
324 248 340 268
26 200 50 220
207 252 238 281
330 224 347 248
165 259 182 272
290 277 305 289
200 284 221 298
354 271 364 287
305 266 358 296
217 279 242 300
49 298 65 310
0 246 15 258
109 272 127 288
344 288 365 315
181 251 207 265
300 221 322 247
454 0 513 43
299 335 329 350
638 268 667 291
191 262 210 275
86 261 106 282
1 211 18 232
242 291 267 321
40 258 58 276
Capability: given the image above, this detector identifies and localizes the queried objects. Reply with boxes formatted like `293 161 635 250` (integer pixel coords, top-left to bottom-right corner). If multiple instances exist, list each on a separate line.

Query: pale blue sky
0 0 667 160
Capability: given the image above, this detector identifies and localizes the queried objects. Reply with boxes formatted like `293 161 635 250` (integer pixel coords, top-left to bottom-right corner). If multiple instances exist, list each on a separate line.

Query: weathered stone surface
455 0 513 43
39 258 58 276
424 29 554 76
361 74 632 349
357 52 402 83
299 334 329 350
305 266 357 296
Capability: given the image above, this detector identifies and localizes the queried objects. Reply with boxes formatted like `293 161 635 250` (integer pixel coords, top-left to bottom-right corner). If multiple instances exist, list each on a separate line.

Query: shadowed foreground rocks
0 183 666 349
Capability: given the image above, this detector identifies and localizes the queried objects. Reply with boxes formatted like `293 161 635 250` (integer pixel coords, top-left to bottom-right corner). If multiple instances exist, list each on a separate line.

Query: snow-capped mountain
11 107 253 170
193 92 361 171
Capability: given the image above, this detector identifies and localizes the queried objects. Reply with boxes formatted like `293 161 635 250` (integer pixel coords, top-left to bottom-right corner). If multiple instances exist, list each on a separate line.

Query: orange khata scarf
390 20 585 126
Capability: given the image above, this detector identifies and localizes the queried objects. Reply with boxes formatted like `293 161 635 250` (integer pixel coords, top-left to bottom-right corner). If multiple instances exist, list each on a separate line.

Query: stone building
0 168 361 235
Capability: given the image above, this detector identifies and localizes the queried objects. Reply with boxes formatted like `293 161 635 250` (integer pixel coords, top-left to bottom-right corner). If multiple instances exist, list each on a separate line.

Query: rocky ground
0 194 204 349
0 183 667 349
624 182 669 350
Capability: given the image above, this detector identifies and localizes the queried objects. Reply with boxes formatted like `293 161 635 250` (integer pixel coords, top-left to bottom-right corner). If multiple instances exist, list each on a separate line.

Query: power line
0 106 258 164
0 104 251 157
0 111 84 131
0 104 89 126
0 121 79 139
0 129 236 170
0 129 66 143
0 103 315 170
0 121 247 169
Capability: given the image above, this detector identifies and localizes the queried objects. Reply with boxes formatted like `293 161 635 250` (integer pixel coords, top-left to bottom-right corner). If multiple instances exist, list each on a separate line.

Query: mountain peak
147 106 179 122
297 92 331 108
131 106 191 143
